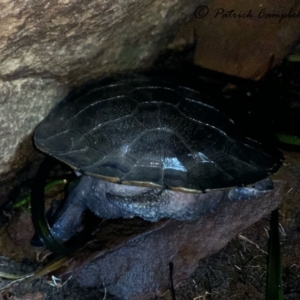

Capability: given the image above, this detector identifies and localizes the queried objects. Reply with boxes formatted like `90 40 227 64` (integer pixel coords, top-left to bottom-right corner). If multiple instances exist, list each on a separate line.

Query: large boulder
0 0 204 200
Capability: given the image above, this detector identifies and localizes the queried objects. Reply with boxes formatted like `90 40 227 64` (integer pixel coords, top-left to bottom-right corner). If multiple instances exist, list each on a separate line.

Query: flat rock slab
56 164 290 300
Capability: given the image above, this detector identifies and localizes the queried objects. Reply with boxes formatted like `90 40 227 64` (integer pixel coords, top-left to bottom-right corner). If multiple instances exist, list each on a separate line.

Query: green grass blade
13 179 66 210
276 132 300 146
266 209 284 300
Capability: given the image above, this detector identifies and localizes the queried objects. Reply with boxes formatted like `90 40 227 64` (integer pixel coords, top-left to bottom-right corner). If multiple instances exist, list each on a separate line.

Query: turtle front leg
50 177 89 242
50 175 134 242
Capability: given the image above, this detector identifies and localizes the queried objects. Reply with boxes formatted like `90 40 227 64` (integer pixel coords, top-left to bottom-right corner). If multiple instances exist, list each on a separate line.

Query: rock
0 0 200 85
0 0 204 196
0 78 68 201
56 162 290 300
172 0 300 79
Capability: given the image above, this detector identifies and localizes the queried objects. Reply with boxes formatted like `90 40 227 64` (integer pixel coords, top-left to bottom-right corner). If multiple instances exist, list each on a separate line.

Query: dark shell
34 76 281 192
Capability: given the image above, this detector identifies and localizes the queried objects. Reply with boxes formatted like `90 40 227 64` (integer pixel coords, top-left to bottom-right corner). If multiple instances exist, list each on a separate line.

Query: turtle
33 75 282 248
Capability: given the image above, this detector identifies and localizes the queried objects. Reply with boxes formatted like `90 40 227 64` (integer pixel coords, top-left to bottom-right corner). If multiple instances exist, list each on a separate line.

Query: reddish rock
172 0 300 79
